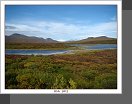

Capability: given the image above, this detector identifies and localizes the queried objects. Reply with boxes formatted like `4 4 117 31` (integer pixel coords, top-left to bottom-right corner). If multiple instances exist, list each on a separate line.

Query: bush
16 74 32 89
5 72 18 89
94 73 117 89
16 72 54 89
69 78 77 89
52 74 67 89
82 70 97 80
24 62 38 69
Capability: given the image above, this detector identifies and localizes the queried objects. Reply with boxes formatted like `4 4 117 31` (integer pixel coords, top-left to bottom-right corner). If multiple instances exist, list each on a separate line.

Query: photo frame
0 1 122 94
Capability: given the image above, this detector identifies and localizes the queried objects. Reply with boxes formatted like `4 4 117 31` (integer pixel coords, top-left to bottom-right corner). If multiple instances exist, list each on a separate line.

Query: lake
6 50 70 55
84 44 117 50
6 44 117 55
70 44 117 50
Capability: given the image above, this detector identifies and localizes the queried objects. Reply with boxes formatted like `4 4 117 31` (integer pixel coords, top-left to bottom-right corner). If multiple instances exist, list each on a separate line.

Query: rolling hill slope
67 36 117 44
5 33 58 43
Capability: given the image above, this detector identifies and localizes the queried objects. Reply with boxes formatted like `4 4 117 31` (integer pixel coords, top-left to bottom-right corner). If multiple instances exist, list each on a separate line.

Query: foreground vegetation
5 49 117 89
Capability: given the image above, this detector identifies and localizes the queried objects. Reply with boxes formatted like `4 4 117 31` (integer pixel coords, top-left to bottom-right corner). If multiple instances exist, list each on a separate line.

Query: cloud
5 20 117 41
5 26 17 29
6 23 41 32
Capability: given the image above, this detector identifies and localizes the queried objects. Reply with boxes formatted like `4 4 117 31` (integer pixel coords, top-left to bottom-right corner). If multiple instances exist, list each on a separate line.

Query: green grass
5 49 117 89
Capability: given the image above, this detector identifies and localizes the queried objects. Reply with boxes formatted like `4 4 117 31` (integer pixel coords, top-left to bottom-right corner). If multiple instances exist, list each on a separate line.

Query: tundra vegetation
5 49 117 89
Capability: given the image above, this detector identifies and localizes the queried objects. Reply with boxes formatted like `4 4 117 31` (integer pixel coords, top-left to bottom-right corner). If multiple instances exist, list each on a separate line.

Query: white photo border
0 1 122 94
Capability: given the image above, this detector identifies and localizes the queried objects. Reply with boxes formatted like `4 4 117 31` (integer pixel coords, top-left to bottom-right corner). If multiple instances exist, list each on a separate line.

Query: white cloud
57 39 66 42
6 20 117 41
6 23 41 32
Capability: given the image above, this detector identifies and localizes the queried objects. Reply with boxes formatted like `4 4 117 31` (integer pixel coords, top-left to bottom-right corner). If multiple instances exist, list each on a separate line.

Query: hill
67 36 117 44
5 34 117 44
5 33 58 43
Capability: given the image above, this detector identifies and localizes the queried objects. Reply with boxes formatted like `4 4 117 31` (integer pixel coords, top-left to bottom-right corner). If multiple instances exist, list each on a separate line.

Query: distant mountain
5 34 117 44
5 33 58 43
67 36 117 44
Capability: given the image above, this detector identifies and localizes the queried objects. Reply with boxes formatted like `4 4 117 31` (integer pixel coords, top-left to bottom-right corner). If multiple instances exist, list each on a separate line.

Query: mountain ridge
66 36 117 44
5 33 58 43
5 33 117 44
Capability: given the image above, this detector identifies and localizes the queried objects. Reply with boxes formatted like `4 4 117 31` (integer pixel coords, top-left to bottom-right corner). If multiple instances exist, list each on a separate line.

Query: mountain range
68 36 117 44
5 33 58 43
5 33 117 44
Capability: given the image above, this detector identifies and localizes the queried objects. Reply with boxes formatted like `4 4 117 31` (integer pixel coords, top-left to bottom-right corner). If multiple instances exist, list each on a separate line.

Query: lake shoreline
5 49 117 56
5 43 117 50
5 44 117 55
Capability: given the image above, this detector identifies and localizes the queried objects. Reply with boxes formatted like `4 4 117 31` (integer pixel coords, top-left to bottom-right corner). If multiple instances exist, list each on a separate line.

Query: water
71 44 117 50
6 49 70 55
85 44 117 50
6 44 117 55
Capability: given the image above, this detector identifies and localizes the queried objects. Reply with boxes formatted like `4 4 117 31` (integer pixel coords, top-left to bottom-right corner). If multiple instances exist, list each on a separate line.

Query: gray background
1 0 132 104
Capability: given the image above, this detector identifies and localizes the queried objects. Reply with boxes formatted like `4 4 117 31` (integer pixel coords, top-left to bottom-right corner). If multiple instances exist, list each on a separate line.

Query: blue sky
5 5 117 41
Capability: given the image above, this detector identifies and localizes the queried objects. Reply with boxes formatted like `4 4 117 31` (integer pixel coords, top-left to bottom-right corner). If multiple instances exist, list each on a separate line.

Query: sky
5 5 117 41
